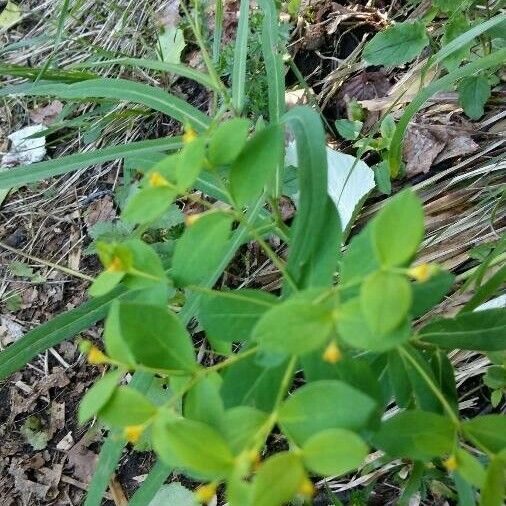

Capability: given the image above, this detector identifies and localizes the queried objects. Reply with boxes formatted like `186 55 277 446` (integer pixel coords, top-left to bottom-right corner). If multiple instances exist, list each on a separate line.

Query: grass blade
283 106 328 284
428 13 506 70
0 78 211 131
231 0 250 112
389 48 506 177
128 461 172 505
84 372 154 506
213 0 224 64
258 0 284 124
0 287 123 380
72 57 219 92
0 63 97 82
0 136 183 189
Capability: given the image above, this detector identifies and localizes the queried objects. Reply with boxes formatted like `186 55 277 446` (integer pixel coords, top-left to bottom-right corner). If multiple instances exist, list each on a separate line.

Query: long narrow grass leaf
0 287 123 380
389 48 506 177
0 137 183 189
72 57 219 91
428 13 506 70
231 0 250 111
128 461 172 505
258 0 284 123
0 63 97 82
84 372 154 506
0 79 211 130
213 0 224 64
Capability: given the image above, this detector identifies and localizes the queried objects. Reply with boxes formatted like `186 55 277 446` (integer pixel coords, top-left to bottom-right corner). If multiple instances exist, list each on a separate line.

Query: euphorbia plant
0 0 505 504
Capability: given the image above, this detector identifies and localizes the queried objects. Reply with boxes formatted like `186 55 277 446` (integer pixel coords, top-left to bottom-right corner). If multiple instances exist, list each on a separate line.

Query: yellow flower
443 455 458 472
183 126 198 144
195 483 217 504
322 340 342 364
148 171 170 188
298 477 315 498
106 256 124 273
123 425 144 444
408 263 433 283
87 345 108 365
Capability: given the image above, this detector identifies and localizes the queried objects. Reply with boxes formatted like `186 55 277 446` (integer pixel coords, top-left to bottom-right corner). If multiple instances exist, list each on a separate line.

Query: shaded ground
0 0 504 504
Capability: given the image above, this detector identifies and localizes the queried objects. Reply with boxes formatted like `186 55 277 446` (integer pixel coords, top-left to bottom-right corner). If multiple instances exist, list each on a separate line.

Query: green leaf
89 271 124 297
251 452 304 506
340 225 379 287
419 308 506 351
462 264 506 313
373 410 455 461
380 114 396 141
484 365 506 390
363 21 429 66
462 415 506 454
374 161 392 195
129 462 173 506
99 387 157 427
231 0 250 112
158 27 185 64
198 289 277 342
221 350 289 411
0 286 122 380
388 350 412 408
171 212 233 287
411 270 454 317
283 107 329 288
455 448 486 488
152 416 234 479
123 187 177 225
335 119 363 141
253 296 334 355
208 118 251 166
176 137 206 191
442 14 471 71
184 374 224 431
147 483 198 506
361 271 412 335
230 124 284 207
302 429 368 476
481 455 506 506
79 370 122 424
106 301 196 372
458 76 491 120
338 298 411 351
372 189 424 267
279 380 377 444
222 407 269 454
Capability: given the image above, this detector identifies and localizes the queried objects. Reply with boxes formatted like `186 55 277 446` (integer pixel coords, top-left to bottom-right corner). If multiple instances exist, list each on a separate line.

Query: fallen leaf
84 196 116 228
0 316 24 346
1 125 46 168
433 134 479 164
0 1 21 30
68 438 98 483
29 101 63 125
403 125 447 175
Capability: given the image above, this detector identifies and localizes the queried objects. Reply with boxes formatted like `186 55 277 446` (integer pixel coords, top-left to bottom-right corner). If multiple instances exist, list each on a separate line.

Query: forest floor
0 0 504 504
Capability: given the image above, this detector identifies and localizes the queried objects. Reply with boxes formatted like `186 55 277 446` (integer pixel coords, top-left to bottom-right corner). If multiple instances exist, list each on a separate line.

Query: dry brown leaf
84 196 116 228
67 438 98 483
30 101 63 125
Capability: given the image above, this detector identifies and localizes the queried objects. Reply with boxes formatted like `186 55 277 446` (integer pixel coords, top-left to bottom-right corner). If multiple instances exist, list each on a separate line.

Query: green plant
0 1 505 505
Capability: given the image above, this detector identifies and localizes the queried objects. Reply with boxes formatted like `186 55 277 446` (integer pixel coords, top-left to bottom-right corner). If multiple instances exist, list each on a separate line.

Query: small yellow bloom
408 263 433 283
322 340 342 364
106 256 124 273
124 425 144 444
183 126 198 144
185 213 202 226
148 171 170 188
443 455 458 472
298 477 315 498
87 346 108 365
195 483 217 504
